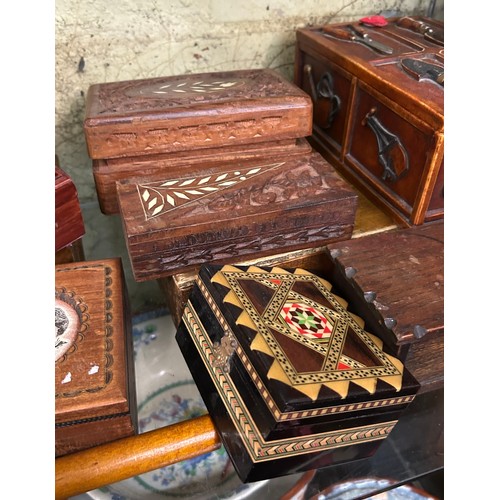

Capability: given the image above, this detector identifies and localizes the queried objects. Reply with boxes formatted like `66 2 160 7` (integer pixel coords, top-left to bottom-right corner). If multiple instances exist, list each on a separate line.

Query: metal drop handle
362 107 410 182
304 65 341 128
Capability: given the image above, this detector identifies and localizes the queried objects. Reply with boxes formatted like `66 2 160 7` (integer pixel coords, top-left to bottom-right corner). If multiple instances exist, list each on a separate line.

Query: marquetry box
55 164 85 253
161 220 442 393
93 138 312 215
55 258 137 457
116 152 358 282
175 264 420 482
294 16 444 226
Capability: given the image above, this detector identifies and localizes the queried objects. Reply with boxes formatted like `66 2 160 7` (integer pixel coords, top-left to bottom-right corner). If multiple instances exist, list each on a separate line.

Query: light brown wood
55 414 220 499
55 259 137 457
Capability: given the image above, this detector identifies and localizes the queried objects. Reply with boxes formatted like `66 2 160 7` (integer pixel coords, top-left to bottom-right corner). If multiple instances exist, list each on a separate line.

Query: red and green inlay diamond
280 302 333 339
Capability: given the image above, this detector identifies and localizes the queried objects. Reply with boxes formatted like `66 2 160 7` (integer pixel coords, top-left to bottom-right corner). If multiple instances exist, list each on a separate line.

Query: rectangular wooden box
175 263 420 482
55 258 137 457
117 151 358 282
294 16 444 226
93 138 312 215
84 68 312 160
55 165 85 252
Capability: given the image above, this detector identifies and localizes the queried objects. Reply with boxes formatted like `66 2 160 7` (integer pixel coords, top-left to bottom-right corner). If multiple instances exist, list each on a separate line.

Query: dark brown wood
55 414 220 500
294 17 444 226
175 263 419 482
327 220 443 347
93 138 312 214
117 152 358 281
55 258 137 457
55 165 85 252
84 68 312 159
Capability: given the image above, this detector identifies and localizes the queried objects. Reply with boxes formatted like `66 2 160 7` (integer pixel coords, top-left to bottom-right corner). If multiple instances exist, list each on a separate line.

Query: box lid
327 220 444 347
93 138 312 215
84 68 312 159
55 259 135 425
117 152 358 281
176 263 419 481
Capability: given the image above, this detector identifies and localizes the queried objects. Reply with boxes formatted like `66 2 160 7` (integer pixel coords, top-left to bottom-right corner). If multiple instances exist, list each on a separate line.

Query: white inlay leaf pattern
137 162 285 220
152 80 242 95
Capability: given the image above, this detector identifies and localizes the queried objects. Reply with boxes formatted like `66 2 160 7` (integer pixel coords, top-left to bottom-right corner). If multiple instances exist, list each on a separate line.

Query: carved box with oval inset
55 258 137 457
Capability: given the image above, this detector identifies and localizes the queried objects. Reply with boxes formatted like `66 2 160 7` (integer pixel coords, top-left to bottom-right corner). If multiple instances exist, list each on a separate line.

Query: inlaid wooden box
93 138 312 215
175 264 420 482
84 68 312 160
55 258 137 457
55 164 85 252
116 152 358 282
294 16 444 226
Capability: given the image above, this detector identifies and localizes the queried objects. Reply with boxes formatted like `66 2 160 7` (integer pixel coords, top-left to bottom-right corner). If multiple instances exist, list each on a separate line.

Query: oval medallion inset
55 298 80 361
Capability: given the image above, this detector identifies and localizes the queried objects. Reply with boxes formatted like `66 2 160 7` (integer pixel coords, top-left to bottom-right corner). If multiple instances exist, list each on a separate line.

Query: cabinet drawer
298 53 353 156
347 83 438 217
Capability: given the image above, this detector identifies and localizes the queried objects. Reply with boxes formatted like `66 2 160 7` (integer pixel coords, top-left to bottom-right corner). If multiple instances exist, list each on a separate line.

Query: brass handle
304 65 341 128
362 107 409 182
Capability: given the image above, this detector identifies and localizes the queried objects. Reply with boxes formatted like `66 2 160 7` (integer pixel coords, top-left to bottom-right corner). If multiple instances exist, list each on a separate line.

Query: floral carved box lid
84 68 312 159
175 264 420 483
116 152 358 282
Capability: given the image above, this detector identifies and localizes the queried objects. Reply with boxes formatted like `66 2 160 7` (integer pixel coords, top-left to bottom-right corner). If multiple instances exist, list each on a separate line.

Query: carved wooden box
93 138 312 215
84 68 312 160
55 258 137 457
116 152 358 282
294 16 444 226
175 264 420 482
55 164 85 252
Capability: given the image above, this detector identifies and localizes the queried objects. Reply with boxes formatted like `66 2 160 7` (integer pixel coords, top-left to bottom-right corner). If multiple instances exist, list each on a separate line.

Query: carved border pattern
55 264 114 399
155 224 344 274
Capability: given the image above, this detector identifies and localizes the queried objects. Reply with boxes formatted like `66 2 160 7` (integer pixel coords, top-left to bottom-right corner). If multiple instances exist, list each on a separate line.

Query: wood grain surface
55 258 137 457
55 165 85 252
118 152 358 281
93 138 312 214
55 414 220 499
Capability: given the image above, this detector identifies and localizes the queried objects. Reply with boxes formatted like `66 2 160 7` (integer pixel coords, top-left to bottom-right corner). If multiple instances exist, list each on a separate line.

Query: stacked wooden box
83 68 359 282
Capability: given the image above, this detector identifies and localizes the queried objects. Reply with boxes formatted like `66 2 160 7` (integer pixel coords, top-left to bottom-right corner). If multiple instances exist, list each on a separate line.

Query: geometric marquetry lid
210 265 405 402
